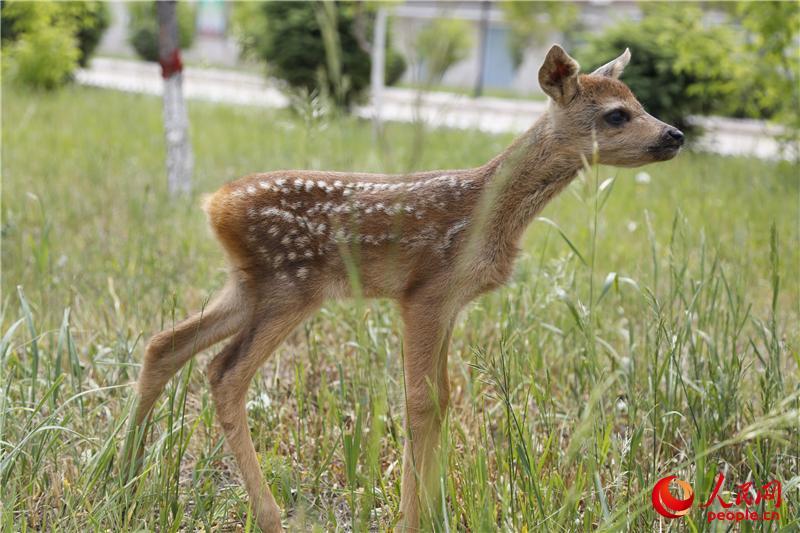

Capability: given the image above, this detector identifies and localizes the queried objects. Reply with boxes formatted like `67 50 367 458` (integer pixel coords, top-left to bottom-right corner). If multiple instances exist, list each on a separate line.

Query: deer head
538 44 684 167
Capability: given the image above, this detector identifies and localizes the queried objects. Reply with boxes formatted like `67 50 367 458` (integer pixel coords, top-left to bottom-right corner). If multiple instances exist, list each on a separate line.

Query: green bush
385 48 407 87
577 5 742 131
1 0 108 87
233 2 406 106
128 1 196 63
415 19 472 83
1 2 85 89
732 1 799 137
4 24 80 90
1 1 108 66
58 1 110 67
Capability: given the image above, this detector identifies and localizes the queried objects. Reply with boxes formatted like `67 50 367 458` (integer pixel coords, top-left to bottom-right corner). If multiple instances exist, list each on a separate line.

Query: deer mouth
648 143 682 161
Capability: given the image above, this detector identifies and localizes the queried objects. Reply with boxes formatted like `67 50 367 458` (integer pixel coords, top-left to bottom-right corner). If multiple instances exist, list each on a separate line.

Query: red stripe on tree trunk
159 49 183 79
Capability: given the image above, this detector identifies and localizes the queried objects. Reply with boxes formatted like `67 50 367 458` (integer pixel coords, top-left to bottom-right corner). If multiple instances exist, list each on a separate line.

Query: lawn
2 84 798 531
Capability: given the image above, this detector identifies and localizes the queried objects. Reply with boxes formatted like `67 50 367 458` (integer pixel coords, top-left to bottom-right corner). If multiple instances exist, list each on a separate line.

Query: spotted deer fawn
130 45 683 531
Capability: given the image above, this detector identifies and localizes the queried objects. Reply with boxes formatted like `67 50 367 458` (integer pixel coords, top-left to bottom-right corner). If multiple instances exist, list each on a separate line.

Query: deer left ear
538 44 581 105
591 48 631 79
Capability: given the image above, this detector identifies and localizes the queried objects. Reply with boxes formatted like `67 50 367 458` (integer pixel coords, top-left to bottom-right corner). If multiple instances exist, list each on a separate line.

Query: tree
129 1 196 63
157 0 193 196
415 18 472 84
231 1 406 107
500 1 578 68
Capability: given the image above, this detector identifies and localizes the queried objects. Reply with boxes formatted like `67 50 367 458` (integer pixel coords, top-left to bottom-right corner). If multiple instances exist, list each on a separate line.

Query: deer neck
478 115 584 261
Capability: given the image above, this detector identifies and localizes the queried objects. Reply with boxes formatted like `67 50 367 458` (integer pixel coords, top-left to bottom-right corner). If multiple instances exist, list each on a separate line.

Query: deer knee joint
406 388 449 422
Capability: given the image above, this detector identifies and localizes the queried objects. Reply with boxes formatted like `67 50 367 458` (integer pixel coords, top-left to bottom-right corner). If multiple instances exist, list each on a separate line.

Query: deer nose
665 128 685 145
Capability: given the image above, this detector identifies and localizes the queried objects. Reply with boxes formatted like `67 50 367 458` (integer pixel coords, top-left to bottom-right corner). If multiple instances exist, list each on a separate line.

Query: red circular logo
652 476 694 518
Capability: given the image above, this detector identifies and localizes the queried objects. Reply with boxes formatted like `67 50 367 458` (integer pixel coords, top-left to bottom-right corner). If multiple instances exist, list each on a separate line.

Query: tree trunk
474 0 490 98
157 0 193 196
371 8 387 137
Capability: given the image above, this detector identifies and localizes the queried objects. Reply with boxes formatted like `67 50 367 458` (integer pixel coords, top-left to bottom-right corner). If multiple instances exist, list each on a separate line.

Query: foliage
2 82 798 531
128 1 196 63
501 1 578 67
577 4 743 131
0 1 108 89
229 0 270 63
415 18 472 83
579 2 799 139
1 1 108 67
1 2 81 89
732 1 800 138
58 1 111 67
233 1 406 106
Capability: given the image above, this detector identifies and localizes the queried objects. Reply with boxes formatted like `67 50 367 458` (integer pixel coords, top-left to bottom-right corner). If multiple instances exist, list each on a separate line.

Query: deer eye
604 109 630 126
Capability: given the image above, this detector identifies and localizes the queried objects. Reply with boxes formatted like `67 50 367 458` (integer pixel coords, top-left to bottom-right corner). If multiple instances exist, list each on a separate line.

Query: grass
1 83 798 532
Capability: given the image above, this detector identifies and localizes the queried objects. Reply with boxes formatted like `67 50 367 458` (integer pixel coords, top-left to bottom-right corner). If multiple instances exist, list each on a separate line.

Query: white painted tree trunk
157 1 193 196
371 8 387 135
162 73 193 195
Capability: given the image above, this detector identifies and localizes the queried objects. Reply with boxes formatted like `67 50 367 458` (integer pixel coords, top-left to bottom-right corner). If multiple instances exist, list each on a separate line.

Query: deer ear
591 48 631 79
538 44 581 105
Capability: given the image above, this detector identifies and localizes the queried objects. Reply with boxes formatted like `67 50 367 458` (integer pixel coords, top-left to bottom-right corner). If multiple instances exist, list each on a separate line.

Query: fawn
131 45 683 531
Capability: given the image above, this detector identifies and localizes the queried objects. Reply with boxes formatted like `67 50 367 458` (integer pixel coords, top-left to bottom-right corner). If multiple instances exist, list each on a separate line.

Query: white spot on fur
261 207 295 223
441 219 469 252
296 267 309 279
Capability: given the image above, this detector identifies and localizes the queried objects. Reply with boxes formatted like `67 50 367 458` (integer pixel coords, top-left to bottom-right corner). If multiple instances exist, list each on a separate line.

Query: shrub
57 1 110 67
577 4 743 131
4 25 80 90
415 19 472 83
1 1 108 66
233 2 406 106
1 1 108 88
1 2 82 89
128 1 196 63
733 1 800 138
385 48 407 87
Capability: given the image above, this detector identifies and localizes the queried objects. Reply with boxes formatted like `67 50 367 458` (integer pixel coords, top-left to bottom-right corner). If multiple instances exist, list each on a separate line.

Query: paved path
77 57 793 160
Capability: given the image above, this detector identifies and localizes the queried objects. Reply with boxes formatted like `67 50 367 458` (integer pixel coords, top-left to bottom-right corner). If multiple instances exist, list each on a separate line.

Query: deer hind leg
207 295 320 533
398 302 454 531
133 280 245 426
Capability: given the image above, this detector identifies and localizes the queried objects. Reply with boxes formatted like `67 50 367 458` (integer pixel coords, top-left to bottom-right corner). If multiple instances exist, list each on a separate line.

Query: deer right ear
538 44 580 105
591 48 631 79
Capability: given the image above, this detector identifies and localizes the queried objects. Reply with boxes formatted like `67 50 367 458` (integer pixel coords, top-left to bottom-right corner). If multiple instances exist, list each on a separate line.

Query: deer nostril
667 128 685 145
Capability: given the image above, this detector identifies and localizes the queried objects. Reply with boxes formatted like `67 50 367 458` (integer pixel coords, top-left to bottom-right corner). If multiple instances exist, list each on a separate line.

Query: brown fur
129 45 683 531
